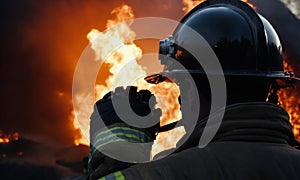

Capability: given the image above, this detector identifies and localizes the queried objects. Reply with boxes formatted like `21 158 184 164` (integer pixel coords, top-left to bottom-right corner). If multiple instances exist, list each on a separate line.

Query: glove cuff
89 123 153 168
91 123 153 148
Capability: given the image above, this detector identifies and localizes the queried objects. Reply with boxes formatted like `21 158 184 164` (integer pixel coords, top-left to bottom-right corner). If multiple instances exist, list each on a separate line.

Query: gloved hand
90 86 161 139
88 86 161 180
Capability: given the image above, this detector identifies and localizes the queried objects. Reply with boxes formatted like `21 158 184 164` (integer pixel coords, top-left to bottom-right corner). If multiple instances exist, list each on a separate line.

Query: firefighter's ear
267 81 280 104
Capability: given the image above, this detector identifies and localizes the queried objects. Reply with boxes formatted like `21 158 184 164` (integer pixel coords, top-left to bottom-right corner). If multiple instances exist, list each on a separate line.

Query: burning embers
0 131 23 158
0 131 19 144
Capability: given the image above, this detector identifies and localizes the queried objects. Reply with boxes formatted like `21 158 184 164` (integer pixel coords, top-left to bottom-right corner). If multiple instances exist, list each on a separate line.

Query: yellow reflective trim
95 126 148 139
93 132 145 148
114 171 125 180
97 171 125 180
97 131 145 142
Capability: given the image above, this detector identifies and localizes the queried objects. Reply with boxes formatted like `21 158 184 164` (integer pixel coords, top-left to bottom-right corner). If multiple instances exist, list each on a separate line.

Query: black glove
90 86 161 140
88 86 161 179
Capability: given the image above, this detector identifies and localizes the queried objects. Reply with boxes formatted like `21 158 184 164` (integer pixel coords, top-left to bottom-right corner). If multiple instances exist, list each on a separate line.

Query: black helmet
145 0 298 86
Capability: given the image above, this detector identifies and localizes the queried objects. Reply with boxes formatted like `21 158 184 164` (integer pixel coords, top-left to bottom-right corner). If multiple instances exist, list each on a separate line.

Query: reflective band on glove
89 126 151 165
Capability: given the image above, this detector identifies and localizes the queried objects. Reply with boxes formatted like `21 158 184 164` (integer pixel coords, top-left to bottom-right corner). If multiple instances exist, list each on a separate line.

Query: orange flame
73 5 182 154
278 62 300 141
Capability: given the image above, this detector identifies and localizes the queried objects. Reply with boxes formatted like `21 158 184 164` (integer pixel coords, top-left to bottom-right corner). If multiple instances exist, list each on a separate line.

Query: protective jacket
101 102 300 180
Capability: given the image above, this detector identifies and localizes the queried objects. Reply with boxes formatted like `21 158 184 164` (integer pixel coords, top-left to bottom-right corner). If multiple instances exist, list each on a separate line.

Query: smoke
0 0 126 145
0 0 184 146
250 0 300 74
280 0 300 19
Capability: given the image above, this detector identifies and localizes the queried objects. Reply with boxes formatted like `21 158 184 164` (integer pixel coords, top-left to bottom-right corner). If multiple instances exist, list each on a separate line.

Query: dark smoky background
252 0 300 73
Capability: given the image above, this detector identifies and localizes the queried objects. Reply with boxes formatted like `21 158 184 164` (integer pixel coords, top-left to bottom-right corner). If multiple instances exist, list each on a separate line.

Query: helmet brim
144 70 299 88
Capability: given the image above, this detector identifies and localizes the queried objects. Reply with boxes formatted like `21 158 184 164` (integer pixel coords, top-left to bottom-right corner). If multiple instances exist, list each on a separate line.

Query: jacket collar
212 102 294 144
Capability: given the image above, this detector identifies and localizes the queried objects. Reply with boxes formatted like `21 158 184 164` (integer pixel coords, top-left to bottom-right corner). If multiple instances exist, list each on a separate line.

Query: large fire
72 5 182 155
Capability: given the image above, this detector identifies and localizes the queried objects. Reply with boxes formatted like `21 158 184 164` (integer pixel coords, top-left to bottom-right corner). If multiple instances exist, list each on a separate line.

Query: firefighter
88 0 300 179
88 86 162 179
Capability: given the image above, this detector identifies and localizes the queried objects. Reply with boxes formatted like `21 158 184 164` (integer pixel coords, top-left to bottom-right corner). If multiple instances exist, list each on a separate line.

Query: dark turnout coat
117 103 300 180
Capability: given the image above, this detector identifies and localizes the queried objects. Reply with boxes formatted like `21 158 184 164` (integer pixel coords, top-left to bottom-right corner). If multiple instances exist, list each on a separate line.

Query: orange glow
278 62 300 141
4 137 9 144
0 138 9 144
